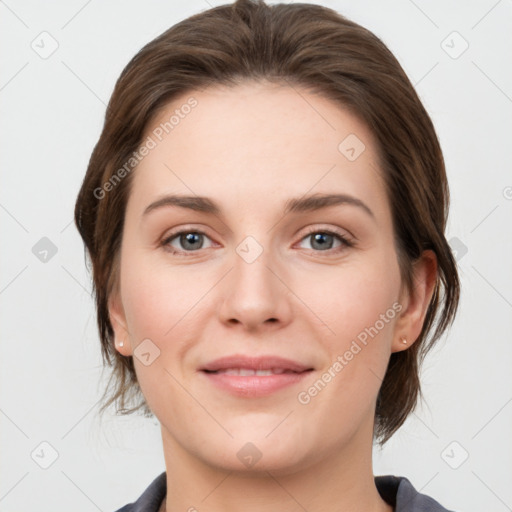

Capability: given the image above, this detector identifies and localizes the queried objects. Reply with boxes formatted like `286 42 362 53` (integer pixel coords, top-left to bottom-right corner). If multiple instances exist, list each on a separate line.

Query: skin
109 81 437 512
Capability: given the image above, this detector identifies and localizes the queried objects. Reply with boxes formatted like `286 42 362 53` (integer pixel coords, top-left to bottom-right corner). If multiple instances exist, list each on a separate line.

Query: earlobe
392 250 438 353
108 292 133 356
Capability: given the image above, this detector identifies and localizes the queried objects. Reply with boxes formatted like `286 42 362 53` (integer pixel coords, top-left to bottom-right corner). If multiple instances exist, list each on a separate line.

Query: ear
108 290 133 357
392 249 438 353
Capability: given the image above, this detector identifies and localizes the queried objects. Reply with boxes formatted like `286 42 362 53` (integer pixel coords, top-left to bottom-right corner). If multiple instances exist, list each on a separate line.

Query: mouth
200 354 313 373
203 368 306 376
199 355 314 397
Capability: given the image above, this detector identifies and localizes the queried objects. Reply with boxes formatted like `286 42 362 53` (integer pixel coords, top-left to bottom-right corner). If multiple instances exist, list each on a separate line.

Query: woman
74 1 460 510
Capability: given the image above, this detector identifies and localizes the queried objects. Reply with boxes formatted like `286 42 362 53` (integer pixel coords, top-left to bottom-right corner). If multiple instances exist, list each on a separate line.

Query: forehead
128 81 389 220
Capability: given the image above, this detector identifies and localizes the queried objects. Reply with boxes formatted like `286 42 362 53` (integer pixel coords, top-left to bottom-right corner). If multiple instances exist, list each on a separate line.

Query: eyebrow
142 193 375 219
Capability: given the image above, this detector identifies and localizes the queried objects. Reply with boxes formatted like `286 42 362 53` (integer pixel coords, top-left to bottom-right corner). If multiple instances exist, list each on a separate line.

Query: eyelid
299 224 354 242
296 225 355 251
160 225 217 253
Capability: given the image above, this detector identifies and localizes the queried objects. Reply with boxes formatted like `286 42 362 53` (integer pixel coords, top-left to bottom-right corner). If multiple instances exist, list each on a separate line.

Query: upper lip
200 355 313 373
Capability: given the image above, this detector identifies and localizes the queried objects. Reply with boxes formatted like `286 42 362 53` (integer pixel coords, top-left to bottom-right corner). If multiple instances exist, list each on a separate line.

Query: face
109 81 427 475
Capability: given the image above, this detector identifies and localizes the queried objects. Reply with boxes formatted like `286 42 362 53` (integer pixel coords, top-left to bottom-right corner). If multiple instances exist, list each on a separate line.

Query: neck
159 420 393 512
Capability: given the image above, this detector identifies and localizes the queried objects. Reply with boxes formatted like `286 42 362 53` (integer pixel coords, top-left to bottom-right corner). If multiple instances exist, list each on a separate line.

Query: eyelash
160 226 355 257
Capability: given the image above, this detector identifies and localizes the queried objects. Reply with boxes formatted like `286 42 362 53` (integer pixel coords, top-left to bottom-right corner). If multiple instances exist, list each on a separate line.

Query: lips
200 355 313 374
209 368 296 376
199 355 314 397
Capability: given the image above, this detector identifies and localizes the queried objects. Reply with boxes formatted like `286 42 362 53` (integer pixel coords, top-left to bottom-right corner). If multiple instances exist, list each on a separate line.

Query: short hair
74 0 460 446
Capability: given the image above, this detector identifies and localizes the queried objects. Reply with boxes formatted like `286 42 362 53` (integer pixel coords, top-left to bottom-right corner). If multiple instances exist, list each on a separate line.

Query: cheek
118 253 201 414
287 258 402 453
295 249 401 407
301 255 400 343
120 250 202 341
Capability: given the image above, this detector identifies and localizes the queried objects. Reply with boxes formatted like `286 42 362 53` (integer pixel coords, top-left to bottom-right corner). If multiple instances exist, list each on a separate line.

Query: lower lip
200 371 312 397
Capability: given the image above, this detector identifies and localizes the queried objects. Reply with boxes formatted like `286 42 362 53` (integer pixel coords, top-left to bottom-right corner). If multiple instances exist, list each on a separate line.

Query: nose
217 238 293 333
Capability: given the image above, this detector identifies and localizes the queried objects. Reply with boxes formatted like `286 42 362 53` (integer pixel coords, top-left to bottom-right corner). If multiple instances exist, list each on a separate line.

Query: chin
196 433 313 476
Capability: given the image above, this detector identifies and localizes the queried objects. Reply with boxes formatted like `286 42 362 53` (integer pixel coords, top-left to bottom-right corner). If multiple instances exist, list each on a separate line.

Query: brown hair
74 0 460 445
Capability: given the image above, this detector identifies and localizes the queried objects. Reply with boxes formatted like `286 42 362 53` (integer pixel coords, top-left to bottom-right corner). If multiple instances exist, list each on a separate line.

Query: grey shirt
114 472 456 511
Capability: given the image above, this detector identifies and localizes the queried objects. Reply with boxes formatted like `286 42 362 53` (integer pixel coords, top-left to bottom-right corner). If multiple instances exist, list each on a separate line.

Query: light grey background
1 1 511 511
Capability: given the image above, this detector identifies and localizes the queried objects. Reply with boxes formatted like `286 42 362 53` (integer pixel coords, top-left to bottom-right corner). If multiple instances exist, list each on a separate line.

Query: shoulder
375 474 457 512
113 471 166 512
